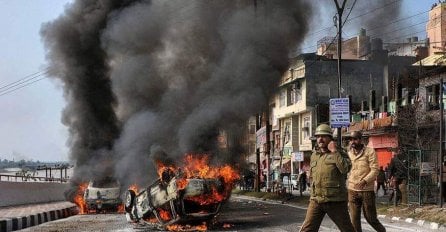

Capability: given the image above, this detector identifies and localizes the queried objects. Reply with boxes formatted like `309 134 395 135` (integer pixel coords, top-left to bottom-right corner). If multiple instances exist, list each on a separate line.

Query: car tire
124 189 136 213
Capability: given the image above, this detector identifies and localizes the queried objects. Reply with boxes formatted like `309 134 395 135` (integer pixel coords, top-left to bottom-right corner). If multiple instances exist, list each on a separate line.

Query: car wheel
125 189 136 213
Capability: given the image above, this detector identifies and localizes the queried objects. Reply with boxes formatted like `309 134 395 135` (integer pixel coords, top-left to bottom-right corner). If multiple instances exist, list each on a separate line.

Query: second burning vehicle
83 177 122 213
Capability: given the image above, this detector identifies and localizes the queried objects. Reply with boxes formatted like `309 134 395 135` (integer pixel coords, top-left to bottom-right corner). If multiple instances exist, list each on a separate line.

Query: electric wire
0 70 49 96
301 2 428 53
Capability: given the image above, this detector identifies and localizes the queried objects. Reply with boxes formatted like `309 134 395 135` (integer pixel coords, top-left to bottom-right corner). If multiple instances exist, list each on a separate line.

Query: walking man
299 169 307 196
376 166 387 195
300 124 355 232
347 131 386 232
388 150 408 205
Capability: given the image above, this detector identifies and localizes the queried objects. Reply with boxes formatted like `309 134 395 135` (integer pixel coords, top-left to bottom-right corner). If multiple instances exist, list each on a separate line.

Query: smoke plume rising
41 0 311 189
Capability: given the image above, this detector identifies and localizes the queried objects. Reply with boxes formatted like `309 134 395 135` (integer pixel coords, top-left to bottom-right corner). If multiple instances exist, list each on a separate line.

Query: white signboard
256 126 266 148
420 162 435 175
329 98 350 128
292 152 304 162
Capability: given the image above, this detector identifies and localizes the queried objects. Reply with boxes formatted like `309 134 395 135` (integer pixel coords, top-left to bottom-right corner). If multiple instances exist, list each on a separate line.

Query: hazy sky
0 0 439 162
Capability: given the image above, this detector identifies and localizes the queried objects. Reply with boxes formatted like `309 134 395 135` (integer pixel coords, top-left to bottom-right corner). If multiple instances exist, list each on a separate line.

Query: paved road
19 196 442 231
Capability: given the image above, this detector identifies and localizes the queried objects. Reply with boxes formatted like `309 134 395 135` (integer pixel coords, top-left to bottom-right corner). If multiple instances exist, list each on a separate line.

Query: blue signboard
329 98 350 128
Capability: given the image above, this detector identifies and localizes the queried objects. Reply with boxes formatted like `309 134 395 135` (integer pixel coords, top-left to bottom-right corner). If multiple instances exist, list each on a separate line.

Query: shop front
367 133 398 168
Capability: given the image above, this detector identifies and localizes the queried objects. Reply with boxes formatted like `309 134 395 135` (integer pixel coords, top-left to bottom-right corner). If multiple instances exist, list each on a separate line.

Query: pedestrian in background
376 166 387 195
299 124 355 232
347 131 386 232
298 169 307 196
388 150 408 205
442 161 446 202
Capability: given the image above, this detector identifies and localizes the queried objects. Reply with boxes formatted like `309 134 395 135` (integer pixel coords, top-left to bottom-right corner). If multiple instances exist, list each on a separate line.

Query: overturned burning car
124 155 239 230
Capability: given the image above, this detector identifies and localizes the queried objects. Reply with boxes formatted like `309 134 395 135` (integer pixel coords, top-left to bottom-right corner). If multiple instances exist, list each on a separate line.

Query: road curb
0 206 78 232
377 214 446 231
233 194 446 231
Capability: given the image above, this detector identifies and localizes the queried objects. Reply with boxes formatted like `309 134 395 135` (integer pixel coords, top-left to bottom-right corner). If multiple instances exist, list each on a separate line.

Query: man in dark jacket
376 166 387 195
299 124 354 232
388 151 408 205
299 170 307 196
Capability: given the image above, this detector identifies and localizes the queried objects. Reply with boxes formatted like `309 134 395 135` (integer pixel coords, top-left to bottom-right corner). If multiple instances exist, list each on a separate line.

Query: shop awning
413 54 446 66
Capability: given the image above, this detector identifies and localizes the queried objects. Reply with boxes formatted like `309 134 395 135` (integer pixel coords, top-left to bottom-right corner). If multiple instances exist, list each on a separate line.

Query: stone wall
0 181 69 207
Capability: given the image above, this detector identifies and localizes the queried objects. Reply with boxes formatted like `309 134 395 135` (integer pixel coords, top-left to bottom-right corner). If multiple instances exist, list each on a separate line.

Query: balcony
348 115 394 134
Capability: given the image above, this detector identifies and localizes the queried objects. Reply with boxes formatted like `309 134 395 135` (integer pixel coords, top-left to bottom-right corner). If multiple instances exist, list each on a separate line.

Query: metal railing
0 174 69 183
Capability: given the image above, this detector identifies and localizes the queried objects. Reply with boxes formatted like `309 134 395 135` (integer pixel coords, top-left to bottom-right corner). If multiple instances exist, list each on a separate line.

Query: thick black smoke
42 0 311 189
303 0 405 52
345 0 405 41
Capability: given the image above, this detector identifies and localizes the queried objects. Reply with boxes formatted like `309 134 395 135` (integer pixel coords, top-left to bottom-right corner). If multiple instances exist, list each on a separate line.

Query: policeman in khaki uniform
347 131 386 232
300 124 355 232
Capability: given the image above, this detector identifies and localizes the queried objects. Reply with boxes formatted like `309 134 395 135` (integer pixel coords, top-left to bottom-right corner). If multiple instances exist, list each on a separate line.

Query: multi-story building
248 2 442 186
271 53 386 181
317 28 370 60
427 2 446 56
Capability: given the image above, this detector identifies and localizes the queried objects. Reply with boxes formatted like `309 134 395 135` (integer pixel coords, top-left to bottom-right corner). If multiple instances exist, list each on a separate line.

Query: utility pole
265 108 271 192
440 77 444 208
255 113 261 192
279 124 289 180
334 0 347 147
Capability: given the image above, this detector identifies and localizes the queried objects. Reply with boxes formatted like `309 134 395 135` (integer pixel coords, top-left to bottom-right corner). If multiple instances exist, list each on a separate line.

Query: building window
279 90 286 107
249 124 256 134
249 143 255 154
410 88 419 105
287 86 293 106
287 83 302 106
426 84 440 111
294 87 302 103
302 116 310 141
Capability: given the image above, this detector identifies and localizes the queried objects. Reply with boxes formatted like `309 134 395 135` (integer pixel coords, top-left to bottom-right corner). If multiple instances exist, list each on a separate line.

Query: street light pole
440 77 444 208
334 0 347 147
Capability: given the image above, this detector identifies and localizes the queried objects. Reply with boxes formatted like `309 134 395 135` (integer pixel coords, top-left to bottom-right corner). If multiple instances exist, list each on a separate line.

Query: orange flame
73 182 88 214
184 187 225 205
117 204 125 213
128 184 139 194
180 154 239 182
158 209 172 221
166 222 207 231
156 154 240 207
156 161 176 178
145 217 159 223
176 178 189 190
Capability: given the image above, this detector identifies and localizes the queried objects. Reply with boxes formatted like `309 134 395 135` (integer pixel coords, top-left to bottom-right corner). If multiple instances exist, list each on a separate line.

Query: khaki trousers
300 200 355 232
348 190 386 232
399 179 407 205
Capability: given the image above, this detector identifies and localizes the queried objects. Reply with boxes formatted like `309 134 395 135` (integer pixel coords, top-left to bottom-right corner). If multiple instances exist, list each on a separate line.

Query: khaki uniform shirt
309 149 351 203
347 146 379 191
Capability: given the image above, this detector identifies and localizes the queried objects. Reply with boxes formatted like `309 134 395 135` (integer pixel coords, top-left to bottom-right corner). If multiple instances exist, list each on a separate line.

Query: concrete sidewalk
0 201 78 232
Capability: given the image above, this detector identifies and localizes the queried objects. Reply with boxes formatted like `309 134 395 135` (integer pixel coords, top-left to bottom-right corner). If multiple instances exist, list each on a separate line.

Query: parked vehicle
290 174 299 190
83 177 122 213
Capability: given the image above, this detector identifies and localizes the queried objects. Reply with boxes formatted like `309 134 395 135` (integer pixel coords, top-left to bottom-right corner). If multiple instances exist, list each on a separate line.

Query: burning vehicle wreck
124 155 239 230
125 175 224 225
83 177 122 213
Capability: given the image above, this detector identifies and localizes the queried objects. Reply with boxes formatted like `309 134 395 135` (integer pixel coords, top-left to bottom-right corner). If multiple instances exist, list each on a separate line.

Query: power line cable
0 69 48 91
302 0 403 44
0 67 51 96
293 0 358 72
0 77 48 97
302 8 434 53
301 2 428 53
